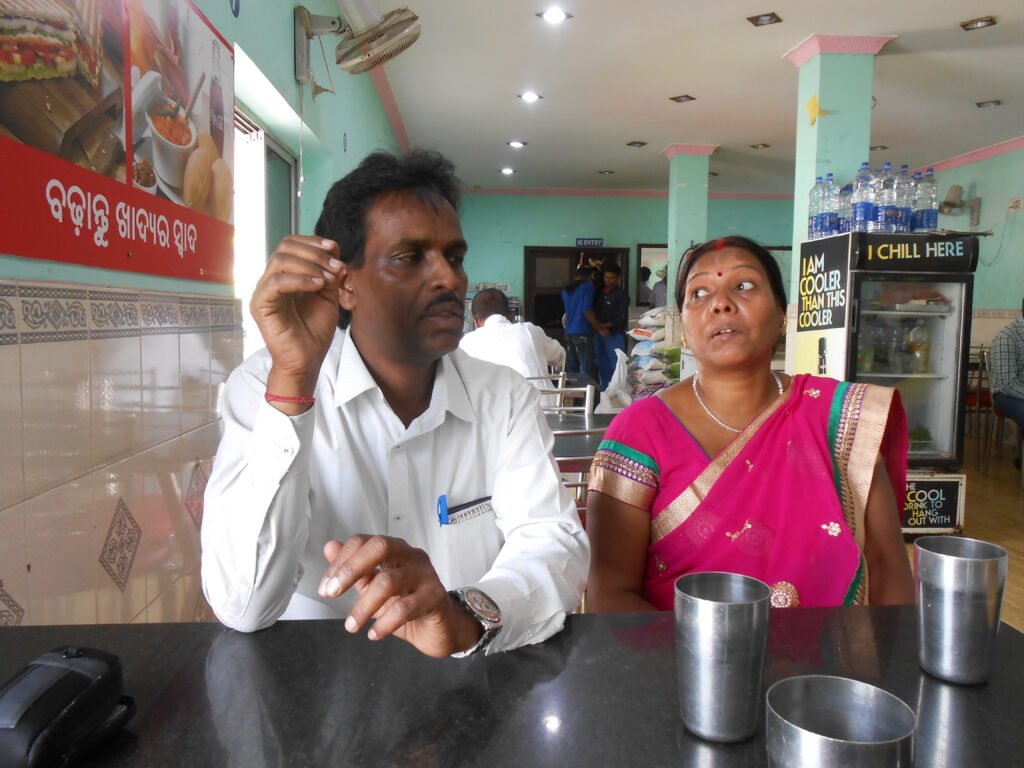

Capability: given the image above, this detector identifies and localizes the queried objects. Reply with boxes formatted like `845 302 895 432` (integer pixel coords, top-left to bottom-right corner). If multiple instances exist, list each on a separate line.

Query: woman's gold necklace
692 371 784 433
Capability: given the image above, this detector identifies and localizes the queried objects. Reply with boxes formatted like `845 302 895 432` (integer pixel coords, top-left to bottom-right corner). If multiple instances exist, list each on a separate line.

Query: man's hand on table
319 536 483 658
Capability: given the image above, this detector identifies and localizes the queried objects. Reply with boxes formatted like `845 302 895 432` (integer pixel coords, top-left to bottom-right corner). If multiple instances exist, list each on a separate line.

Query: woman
586 236 914 611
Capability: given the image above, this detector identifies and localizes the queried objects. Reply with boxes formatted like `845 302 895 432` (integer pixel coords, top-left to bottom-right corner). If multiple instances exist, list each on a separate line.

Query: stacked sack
626 307 681 400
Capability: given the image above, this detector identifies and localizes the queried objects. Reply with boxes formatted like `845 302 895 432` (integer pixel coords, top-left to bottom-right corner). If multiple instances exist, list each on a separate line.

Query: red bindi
717 271 723 277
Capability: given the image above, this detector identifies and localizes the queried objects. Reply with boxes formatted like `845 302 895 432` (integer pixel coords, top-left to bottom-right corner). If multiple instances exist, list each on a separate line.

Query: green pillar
663 144 716 303
784 34 895 368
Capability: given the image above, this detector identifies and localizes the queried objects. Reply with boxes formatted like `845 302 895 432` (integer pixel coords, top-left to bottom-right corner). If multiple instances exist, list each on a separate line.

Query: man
650 264 668 308
560 265 599 376
988 297 1024 467
459 288 565 388
593 264 629 390
638 266 653 306
201 150 589 658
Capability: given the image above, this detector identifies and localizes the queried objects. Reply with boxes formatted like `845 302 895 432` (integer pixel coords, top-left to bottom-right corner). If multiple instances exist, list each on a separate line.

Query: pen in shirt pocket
437 495 492 526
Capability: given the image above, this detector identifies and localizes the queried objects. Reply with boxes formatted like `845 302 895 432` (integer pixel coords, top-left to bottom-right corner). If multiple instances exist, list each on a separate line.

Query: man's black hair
640 266 651 281
604 263 622 276
312 149 462 328
471 288 511 321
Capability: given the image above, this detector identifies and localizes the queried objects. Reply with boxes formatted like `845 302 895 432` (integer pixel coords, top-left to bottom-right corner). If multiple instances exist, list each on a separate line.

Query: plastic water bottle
820 172 839 237
807 176 823 240
910 172 923 231
874 161 897 233
913 168 939 232
851 162 876 232
894 164 914 233
838 183 853 233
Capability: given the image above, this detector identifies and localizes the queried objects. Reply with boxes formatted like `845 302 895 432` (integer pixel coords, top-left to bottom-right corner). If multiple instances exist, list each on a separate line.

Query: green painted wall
935 148 1024 309
0 0 397 294
459 194 794 302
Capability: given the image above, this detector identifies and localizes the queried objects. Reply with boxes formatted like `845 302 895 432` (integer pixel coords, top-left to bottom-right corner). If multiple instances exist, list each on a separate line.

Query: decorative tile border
99 497 142 593
184 459 209 530
0 580 25 626
88 291 140 334
19 285 88 335
0 333 17 346
0 297 15 332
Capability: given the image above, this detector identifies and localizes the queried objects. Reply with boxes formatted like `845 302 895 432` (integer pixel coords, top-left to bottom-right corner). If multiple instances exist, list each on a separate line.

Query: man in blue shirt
988 298 1024 467
561 265 599 376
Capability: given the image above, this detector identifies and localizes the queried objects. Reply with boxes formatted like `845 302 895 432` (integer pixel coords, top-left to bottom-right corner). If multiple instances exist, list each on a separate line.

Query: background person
202 150 589 658
460 287 566 391
988 297 1024 468
585 235 914 612
593 263 629 391
561 265 599 377
638 266 653 306
650 264 668 308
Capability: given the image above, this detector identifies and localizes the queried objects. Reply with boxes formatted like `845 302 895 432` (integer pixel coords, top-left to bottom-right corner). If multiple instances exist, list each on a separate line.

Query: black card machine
0 647 135 767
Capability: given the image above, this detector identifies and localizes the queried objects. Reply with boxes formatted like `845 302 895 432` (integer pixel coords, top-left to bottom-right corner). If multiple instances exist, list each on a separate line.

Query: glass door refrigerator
794 233 978 535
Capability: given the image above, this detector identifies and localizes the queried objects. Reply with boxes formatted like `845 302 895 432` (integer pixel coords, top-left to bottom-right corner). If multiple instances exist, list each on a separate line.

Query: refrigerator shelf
862 308 953 317
856 373 947 379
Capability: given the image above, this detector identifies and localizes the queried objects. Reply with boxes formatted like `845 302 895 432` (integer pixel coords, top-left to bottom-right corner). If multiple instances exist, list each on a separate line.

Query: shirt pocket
438 500 503 586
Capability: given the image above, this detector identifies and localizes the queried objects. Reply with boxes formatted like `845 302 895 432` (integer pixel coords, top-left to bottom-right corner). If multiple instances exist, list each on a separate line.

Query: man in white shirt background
201 149 589 658
459 288 565 392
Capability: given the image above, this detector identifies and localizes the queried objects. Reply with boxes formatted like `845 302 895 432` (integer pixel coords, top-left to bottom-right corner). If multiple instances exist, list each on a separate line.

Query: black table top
1 608 1021 767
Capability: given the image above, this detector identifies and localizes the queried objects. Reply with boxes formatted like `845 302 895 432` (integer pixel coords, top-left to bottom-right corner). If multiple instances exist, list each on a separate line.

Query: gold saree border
588 463 657 510
651 386 793 544
832 383 895 605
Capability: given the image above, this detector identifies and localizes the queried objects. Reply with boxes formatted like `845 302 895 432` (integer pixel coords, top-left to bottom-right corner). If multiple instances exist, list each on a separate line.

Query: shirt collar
331 329 477 424
481 314 510 329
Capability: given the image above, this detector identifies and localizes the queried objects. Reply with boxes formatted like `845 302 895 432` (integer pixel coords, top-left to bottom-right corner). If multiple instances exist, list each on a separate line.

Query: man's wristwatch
448 587 503 657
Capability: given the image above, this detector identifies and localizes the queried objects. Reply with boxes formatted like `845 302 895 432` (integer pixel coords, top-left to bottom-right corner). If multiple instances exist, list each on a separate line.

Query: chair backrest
542 383 595 415
526 371 567 389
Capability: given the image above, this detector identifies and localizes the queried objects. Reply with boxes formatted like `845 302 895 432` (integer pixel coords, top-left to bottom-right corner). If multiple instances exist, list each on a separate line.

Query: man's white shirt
459 315 566 389
201 328 589 653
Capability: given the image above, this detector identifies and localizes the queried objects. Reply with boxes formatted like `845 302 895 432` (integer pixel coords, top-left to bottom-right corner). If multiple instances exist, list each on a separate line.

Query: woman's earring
680 333 687 349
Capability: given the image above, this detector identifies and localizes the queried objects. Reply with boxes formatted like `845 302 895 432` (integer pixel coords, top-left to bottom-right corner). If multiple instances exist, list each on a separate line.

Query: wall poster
0 0 234 283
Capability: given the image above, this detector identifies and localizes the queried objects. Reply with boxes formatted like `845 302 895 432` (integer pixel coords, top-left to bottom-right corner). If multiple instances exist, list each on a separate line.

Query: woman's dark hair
314 149 461 327
674 236 787 311
314 149 461 268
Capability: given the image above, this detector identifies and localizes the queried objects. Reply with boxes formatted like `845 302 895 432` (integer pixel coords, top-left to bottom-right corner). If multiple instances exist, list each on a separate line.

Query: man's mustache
425 292 463 312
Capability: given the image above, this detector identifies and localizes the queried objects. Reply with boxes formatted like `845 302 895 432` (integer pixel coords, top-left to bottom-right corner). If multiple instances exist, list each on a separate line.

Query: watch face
464 589 501 624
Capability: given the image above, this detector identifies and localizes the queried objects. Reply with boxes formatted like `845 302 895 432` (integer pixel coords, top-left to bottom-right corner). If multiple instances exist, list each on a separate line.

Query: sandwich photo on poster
126 0 233 222
0 0 126 179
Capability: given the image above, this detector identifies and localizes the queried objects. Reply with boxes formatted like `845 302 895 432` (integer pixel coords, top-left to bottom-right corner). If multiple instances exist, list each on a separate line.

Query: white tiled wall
0 280 241 627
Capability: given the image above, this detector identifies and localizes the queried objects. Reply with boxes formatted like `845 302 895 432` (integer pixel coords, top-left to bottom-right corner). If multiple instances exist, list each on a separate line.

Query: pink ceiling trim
369 68 410 152
661 144 719 159
784 34 897 68
917 135 1024 174
469 188 793 200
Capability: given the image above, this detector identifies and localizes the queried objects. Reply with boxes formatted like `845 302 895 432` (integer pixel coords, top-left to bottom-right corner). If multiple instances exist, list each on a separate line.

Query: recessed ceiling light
537 7 572 24
870 145 888 151
669 94 696 103
500 167 516 175
598 170 615 175
747 12 781 27
750 143 770 149
626 141 648 148
708 171 719 177
976 99 1002 108
519 91 542 103
960 16 996 31
507 140 527 149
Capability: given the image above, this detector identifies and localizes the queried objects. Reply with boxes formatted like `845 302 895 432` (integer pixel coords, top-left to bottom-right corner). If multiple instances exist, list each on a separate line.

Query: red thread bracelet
265 392 316 405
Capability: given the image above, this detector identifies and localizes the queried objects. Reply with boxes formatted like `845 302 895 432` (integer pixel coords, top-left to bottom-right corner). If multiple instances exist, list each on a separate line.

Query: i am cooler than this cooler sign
0 0 235 283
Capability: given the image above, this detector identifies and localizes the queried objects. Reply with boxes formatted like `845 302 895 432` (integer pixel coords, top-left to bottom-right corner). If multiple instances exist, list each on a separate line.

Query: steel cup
674 572 770 743
915 535 1008 684
766 675 916 767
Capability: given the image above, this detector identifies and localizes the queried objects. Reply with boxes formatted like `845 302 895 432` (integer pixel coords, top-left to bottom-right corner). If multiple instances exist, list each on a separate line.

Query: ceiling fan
294 0 420 95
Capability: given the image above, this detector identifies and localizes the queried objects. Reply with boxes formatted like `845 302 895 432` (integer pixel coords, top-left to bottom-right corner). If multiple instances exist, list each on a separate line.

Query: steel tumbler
766 675 916 767
674 572 770 743
915 535 1008 684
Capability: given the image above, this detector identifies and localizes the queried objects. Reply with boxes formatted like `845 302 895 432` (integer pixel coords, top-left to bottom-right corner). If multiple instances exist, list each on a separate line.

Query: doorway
523 246 630 343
